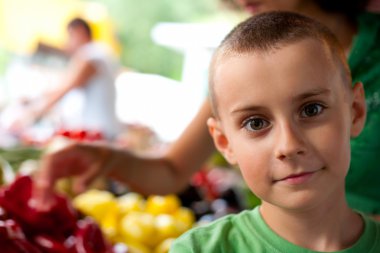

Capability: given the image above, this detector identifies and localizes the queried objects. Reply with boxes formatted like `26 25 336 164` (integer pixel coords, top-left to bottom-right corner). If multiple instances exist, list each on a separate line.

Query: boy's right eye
242 117 270 132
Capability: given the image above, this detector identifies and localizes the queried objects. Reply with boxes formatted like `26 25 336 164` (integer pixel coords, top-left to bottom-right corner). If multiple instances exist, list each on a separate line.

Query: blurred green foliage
0 147 42 172
0 48 12 76
84 0 222 80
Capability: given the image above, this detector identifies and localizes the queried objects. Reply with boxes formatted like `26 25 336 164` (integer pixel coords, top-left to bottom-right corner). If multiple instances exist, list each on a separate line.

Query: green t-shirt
347 12 380 214
170 207 380 253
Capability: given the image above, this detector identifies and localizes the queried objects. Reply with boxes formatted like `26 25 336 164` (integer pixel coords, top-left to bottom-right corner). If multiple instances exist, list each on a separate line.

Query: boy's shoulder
170 207 275 253
169 208 380 253
359 214 380 249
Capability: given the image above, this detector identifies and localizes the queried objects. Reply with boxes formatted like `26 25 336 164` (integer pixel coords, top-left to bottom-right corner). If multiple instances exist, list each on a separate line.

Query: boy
170 12 380 252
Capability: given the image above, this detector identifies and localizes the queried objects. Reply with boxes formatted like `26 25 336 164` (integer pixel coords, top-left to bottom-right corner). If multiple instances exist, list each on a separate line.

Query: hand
1 98 38 134
32 142 112 210
8 108 39 134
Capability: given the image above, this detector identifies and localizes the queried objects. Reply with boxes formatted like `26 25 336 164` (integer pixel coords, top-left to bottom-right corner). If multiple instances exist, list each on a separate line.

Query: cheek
314 119 351 175
230 137 272 196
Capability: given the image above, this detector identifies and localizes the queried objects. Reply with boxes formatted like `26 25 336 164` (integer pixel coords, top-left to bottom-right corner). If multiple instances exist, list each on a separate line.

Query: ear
207 117 237 165
350 82 366 138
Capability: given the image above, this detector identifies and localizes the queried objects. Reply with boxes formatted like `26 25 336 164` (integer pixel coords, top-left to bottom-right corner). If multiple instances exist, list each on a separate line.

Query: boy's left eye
301 103 325 118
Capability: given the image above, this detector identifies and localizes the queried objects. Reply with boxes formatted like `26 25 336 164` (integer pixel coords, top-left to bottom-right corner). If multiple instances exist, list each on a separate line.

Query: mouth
274 167 324 185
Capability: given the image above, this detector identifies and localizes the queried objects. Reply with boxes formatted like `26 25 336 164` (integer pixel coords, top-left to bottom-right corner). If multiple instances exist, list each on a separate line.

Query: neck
260 190 363 251
299 4 358 56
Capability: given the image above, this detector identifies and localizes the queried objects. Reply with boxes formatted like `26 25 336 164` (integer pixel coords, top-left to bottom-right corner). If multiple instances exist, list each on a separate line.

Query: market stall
0 129 259 253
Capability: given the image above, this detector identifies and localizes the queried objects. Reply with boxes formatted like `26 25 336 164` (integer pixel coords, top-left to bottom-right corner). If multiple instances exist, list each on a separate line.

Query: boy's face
208 39 366 210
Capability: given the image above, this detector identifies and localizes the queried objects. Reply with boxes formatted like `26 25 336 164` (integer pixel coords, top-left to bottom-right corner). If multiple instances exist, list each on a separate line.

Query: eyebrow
294 87 331 101
230 87 331 115
231 105 266 115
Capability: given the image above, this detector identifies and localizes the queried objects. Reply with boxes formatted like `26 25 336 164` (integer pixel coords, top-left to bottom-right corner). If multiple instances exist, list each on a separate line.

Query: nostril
275 124 307 159
276 147 305 160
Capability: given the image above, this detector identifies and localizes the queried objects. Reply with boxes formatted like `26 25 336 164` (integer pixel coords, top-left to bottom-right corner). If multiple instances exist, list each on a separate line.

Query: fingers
31 144 75 210
32 142 112 209
32 157 57 210
71 146 112 194
71 166 100 195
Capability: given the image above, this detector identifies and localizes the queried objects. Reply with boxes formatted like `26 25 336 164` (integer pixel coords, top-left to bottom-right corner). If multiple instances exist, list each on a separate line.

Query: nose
275 121 307 160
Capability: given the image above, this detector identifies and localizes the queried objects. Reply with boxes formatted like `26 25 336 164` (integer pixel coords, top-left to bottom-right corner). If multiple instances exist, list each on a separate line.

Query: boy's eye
243 118 270 131
301 103 325 117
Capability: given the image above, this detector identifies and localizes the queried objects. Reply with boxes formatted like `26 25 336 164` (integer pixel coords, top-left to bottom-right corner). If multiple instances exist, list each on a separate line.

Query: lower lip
281 172 316 185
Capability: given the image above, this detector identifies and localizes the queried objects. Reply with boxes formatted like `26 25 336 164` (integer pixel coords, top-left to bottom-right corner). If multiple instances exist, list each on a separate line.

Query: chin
271 190 323 212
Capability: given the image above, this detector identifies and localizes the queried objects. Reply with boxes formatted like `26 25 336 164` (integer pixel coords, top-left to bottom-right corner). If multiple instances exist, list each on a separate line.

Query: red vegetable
0 176 114 253
55 129 104 142
0 238 43 253
73 218 112 253
0 176 77 237
0 219 25 240
33 235 68 253
0 219 42 253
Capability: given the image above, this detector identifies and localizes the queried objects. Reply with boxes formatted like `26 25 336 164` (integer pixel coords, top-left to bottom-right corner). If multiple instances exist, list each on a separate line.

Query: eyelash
241 103 327 133
241 116 270 132
300 102 326 118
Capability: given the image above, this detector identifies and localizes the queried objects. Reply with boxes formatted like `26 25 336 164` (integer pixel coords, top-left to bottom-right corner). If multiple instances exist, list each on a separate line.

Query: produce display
0 173 196 253
0 135 196 253
0 135 256 253
73 190 195 253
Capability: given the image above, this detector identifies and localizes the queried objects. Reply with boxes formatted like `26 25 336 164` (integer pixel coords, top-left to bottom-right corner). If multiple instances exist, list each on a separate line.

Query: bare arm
35 100 216 206
109 100 216 195
34 55 96 119
8 55 97 133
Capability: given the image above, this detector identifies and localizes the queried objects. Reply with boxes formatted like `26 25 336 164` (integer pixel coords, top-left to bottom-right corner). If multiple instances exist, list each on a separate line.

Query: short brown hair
209 11 351 117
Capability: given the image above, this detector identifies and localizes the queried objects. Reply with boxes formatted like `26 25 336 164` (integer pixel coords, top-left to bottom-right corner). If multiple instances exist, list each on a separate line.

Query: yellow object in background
100 206 120 241
0 0 120 55
73 190 195 251
120 211 157 247
84 2 121 56
127 242 152 253
73 189 117 223
145 194 181 215
172 207 196 231
118 192 146 215
153 238 176 253
154 214 184 242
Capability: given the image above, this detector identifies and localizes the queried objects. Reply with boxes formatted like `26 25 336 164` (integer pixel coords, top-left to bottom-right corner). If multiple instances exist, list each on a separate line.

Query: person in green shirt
235 0 380 218
170 12 380 252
